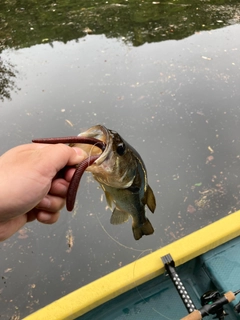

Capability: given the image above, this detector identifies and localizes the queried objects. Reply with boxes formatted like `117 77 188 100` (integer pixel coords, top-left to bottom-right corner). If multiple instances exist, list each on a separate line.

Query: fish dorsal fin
144 185 156 213
110 208 129 225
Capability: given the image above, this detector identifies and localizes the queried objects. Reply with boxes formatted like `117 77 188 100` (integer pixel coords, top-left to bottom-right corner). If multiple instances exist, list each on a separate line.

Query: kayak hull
24 210 240 320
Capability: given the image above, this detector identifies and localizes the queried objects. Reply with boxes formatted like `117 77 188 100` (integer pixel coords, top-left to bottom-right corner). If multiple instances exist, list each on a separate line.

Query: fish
74 125 156 240
32 125 156 240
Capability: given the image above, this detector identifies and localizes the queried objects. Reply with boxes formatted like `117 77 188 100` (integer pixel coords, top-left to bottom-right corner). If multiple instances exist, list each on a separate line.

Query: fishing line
95 214 173 318
95 213 153 252
95 203 173 317
95 211 173 317
87 143 100 166
131 251 174 320
133 289 174 320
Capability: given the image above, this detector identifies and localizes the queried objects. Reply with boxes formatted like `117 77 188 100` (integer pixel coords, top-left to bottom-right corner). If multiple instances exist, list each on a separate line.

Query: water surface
1 1 240 318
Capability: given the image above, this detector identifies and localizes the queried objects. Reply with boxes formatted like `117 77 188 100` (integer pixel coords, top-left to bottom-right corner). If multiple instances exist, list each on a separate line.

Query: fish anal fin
144 185 156 213
110 208 129 225
132 218 154 240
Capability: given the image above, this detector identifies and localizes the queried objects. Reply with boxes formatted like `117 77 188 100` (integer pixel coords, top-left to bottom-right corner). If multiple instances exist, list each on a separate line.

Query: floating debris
66 229 74 252
18 229 29 239
194 182 202 187
187 205 196 214
65 119 73 127
208 146 214 153
206 155 214 164
202 56 212 61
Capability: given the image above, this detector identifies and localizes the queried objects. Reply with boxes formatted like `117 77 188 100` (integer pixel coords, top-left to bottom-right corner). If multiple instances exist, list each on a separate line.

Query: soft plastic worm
32 136 106 152
32 136 106 211
66 154 100 211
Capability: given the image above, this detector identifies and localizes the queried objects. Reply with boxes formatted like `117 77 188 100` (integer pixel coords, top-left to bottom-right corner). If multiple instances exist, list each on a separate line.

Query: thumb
36 144 87 177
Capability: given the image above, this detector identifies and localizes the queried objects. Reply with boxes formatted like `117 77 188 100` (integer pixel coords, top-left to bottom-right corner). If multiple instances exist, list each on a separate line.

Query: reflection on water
1 0 240 49
0 0 240 319
0 59 19 101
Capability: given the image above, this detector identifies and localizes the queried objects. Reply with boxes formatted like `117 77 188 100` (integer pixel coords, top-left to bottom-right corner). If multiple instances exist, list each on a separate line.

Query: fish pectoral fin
110 208 129 225
145 185 156 213
104 191 114 210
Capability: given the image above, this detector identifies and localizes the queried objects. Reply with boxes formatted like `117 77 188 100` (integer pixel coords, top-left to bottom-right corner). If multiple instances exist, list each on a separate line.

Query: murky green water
1 1 240 318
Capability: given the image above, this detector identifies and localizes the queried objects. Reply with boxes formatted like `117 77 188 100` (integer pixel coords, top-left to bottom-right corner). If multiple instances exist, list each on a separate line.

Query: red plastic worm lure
32 136 106 211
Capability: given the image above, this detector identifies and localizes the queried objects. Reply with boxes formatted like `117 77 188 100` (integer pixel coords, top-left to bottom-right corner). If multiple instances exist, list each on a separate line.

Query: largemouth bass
74 125 156 240
32 125 156 240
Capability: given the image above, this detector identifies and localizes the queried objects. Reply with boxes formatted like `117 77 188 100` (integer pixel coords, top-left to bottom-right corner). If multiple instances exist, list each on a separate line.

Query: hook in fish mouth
32 136 106 211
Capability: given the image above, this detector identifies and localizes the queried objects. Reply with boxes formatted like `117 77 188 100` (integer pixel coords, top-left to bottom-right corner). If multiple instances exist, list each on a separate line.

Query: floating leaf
195 182 202 187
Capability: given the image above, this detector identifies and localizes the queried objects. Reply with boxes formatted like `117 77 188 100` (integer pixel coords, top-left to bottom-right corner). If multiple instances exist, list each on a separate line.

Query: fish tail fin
132 218 154 240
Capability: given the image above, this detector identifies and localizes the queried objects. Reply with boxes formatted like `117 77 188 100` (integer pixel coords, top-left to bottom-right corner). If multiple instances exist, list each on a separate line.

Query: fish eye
116 142 126 156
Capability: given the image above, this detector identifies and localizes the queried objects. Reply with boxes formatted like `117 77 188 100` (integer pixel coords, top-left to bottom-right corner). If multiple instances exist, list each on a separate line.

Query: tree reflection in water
0 58 19 101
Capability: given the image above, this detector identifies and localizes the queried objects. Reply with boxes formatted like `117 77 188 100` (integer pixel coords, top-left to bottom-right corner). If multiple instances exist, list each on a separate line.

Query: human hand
0 143 86 241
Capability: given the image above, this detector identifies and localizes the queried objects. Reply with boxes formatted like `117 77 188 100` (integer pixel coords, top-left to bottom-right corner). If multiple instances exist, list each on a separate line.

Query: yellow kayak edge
24 210 240 320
